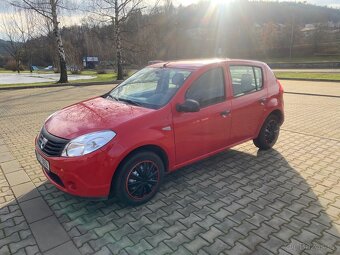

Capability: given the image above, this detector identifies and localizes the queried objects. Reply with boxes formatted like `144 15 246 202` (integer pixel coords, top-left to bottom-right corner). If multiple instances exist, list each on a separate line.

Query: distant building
301 24 317 36
83 56 99 69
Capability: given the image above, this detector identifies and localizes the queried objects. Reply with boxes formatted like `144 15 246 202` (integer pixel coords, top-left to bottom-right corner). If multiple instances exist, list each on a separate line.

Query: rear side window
186 67 225 108
230 65 263 97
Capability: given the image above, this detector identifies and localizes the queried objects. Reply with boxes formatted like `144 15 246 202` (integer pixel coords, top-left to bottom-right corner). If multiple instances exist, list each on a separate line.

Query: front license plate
36 151 50 171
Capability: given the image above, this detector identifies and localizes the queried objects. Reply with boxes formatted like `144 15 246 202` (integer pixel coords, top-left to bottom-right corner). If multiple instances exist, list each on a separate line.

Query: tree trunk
16 58 20 74
289 14 295 60
115 0 124 80
51 0 68 83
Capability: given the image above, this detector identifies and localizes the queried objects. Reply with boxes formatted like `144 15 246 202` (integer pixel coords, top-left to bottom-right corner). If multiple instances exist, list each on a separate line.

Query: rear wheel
253 115 280 150
113 151 164 205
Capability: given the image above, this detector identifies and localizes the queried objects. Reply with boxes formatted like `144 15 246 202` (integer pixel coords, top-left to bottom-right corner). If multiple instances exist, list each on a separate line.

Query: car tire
113 151 164 206
253 114 280 150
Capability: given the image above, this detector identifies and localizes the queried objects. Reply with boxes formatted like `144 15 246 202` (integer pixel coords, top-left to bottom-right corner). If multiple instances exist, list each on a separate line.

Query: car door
229 64 268 144
172 66 232 165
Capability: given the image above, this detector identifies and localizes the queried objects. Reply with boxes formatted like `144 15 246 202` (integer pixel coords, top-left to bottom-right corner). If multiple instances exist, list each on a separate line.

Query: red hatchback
35 59 284 205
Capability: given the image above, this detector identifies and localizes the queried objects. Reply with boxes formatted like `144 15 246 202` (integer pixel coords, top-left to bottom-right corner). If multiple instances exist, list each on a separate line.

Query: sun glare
201 0 229 25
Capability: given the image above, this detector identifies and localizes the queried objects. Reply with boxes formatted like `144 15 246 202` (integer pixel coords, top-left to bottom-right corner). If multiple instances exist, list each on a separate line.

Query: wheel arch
270 109 284 125
255 109 284 138
109 144 169 197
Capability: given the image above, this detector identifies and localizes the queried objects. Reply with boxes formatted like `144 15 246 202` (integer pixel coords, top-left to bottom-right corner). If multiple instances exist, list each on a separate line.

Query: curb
284 91 340 98
0 81 123 91
278 78 340 82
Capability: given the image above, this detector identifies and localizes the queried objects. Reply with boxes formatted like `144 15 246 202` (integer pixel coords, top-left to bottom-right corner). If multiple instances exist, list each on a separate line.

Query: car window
230 65 263 97
253 67 263 89
108 67 192 109
186 67 225 108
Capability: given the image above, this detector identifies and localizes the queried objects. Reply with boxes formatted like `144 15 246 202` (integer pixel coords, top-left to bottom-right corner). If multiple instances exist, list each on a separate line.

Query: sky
156 0 337 9
1 0 340 12
1 0 340 40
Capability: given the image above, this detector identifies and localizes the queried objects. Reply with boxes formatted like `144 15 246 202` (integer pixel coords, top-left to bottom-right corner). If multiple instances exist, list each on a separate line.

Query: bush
94 65 105 74
4 59 24 71
70 66 82 74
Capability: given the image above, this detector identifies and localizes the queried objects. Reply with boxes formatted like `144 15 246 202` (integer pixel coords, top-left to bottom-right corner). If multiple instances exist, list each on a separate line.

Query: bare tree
10 0 69 83
1 10 33 73
87 0 145 80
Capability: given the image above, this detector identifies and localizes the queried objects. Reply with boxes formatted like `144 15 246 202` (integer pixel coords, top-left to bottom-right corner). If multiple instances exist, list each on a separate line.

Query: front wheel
113 151 164 206
253 115 280 150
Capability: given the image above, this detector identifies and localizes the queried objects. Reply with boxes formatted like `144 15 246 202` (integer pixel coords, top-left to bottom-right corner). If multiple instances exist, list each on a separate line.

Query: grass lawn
274 72 340 81
262 56 340 63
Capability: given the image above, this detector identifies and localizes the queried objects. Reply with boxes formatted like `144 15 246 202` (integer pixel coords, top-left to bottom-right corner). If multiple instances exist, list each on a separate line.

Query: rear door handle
220 110 231 117
259 98 267 105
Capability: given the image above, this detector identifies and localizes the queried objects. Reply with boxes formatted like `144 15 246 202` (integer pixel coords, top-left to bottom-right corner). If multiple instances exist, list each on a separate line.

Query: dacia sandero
35 59 284 205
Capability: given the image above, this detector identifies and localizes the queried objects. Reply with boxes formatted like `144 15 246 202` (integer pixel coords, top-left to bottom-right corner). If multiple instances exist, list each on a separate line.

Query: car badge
40 137 48 149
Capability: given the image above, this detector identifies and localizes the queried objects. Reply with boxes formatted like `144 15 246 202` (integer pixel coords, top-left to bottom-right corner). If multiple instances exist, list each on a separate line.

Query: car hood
45 97 154 139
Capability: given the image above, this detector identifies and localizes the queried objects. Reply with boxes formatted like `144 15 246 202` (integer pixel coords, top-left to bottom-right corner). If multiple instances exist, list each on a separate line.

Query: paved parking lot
0 81 339 255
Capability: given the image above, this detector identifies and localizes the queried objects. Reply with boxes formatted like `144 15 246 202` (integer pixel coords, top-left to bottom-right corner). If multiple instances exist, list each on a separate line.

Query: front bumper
35 143 119 198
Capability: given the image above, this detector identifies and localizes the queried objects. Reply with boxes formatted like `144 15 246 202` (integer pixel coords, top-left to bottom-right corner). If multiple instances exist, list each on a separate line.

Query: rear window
230 66 263 97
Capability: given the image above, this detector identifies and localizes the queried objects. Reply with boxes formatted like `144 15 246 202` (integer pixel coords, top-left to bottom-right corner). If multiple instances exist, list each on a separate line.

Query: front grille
37 127 69 157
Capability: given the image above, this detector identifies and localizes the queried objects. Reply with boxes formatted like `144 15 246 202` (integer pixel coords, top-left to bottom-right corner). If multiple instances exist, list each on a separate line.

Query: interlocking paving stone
227 241 252 255
107 236 133 253
164 232 190 251
30 216 69 252
202 238 230 254
145 230 171 247
183 236 210 253
144 242 173 255
0 84 339 255
124 239 153 255
19 197 53 223
0 245 10 255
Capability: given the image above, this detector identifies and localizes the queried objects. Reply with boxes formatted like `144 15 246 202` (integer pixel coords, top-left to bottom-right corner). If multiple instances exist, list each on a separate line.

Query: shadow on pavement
12 148 339 254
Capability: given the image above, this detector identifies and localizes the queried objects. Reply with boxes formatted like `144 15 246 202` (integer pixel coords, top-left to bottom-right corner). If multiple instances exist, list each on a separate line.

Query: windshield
107 67 192 109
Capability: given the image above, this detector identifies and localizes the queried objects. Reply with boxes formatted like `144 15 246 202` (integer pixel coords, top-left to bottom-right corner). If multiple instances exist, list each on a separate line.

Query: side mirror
176 99 200 112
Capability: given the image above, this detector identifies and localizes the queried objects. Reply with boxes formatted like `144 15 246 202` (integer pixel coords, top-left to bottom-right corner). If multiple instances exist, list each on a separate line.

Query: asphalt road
0 73 95 84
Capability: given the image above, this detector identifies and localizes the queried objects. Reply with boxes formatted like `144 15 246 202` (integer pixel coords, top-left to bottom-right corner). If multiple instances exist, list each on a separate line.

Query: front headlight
61 130 116 157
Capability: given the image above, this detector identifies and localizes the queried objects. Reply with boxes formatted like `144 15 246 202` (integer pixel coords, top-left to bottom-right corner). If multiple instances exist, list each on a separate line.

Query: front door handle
220 110 231 117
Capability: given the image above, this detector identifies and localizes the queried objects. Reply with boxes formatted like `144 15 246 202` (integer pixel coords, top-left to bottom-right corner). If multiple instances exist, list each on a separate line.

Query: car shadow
11 148 339 254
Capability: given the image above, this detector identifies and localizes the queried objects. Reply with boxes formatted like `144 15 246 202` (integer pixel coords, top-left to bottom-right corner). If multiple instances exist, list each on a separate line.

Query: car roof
148 58 266 70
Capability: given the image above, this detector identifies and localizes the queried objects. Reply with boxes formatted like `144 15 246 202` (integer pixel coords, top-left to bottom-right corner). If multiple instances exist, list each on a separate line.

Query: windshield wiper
118 98 143 107
107 94 120 101
107 94 143 107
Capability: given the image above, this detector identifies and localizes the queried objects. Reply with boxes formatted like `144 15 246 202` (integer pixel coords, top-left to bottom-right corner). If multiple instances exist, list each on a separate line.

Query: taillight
277 79 284 93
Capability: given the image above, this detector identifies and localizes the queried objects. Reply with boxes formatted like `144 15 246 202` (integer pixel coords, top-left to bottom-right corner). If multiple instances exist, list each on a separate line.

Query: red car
35 59 284 205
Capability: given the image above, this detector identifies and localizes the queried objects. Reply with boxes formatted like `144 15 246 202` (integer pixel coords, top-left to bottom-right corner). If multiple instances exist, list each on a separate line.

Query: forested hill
0 39 10 56
222 1 340 24
176 1 340 27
